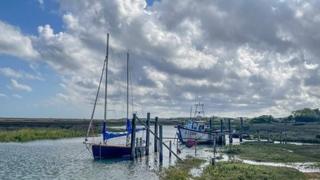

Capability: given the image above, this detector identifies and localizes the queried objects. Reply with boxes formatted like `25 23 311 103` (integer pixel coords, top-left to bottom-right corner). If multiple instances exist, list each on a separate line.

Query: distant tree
292 108 320 122
250 115 275 124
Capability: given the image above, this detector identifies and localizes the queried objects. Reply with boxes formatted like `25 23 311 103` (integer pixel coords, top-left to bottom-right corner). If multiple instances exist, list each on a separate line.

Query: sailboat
84 34 144 159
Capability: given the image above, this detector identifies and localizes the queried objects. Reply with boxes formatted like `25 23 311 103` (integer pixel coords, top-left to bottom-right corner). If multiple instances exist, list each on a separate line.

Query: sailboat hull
92 144 131 159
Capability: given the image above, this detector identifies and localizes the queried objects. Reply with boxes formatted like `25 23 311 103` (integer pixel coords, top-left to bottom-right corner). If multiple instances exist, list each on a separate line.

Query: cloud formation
0 67 43 80
2 0 320 118
9 79 32 92
0 21 39 59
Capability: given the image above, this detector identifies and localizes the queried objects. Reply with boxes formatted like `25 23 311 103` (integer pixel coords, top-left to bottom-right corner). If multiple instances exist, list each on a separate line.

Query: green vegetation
292 108 320 122
199 161 306 180
250 115 276 124
305 173 320 179
161 156 205 180
244 121 320 143
161 158 309 180
225 142 320 163
0 128 86 142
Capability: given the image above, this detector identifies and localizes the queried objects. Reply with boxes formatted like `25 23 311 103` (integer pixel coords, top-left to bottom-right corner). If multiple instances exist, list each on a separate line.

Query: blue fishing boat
84 34 144 159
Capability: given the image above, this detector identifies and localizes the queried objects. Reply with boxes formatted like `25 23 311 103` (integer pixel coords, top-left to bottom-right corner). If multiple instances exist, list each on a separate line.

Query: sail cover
102 120 145 141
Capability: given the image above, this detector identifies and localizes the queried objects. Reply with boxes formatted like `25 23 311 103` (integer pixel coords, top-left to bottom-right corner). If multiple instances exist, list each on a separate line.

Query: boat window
192 122 197 129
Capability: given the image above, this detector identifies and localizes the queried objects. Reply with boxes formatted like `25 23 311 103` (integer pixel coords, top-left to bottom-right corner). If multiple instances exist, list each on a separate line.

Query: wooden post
257 130 260 142
209 118 213 143
194 141 197 156
159 125 163 164
130 113 136 160
212 133 216 165
146 112 150 155
240 117 243 143
220 119 224 144
176 138 179 154
169 140 172 158
228 119 232 144
154 117 158 152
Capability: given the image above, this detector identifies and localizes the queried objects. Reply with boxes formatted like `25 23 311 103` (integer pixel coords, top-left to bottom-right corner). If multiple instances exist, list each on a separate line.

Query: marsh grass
161 158 307 180
0 128 86 142
199 161 306 180
225 142 320 163
161 156 205 180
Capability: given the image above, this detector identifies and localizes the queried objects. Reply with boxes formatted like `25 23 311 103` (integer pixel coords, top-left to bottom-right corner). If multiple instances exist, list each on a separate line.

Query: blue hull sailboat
84 34 144 159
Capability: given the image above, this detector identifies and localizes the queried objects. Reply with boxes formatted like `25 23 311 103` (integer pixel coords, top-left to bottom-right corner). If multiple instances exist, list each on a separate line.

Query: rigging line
85 60 106 140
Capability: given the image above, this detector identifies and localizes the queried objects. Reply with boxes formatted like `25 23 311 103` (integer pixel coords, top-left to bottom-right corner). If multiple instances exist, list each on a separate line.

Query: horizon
1 0 320 119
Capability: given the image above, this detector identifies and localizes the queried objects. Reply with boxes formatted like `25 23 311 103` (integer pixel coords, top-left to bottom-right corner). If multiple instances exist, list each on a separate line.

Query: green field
225 142 320 163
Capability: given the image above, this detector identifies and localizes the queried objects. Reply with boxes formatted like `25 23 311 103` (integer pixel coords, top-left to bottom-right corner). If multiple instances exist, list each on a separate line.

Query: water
0 126 205 180
0 126 318 180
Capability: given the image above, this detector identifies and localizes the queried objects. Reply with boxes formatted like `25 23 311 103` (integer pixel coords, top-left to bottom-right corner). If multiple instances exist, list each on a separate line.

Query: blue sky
0 0 319 119
0 1 59 117
0 0 156 118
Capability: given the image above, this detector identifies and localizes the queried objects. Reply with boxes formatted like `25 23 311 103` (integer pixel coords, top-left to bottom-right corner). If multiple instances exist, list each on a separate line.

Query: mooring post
257 130 260 142
240 117 243 143
228 119 233 144
209 118 213 143
176 138 179 154
212 133 216 165
154 117 158 152
220 119 224 144
169 140 172 158
146 112 150 156
159 125 163 164
130 113 136 160
136 138 139 158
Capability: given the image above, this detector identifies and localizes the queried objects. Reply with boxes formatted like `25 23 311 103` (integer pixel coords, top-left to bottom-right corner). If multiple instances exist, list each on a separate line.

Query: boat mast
104 33 109 122
127 52 129 120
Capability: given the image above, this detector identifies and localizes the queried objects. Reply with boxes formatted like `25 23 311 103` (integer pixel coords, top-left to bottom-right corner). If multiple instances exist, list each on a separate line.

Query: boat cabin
185 120 209 132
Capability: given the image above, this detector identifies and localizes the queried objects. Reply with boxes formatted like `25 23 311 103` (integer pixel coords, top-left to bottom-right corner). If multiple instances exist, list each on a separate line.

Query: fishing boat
176 102 214 146
84 34 144 159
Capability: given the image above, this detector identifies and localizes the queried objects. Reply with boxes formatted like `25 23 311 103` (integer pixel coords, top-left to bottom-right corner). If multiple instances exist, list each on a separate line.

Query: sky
0 0 320 119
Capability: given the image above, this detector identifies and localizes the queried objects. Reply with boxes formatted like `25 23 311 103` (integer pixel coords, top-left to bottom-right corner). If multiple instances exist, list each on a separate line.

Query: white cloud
29 0 320 118
9 79 32 92
0 67 43 80
12 94 22 99
304 61 318 70
0 20 39 59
